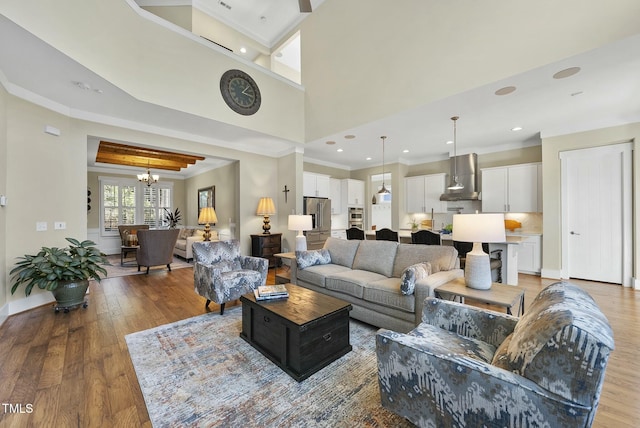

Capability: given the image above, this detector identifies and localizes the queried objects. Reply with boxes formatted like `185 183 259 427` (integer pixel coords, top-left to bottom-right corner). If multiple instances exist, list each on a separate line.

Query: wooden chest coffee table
240 283 352 382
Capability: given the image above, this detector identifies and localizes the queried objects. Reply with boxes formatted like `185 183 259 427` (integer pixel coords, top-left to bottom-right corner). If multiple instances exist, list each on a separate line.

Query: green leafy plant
408 218 419 229
164 207 182 228
10 238 110 297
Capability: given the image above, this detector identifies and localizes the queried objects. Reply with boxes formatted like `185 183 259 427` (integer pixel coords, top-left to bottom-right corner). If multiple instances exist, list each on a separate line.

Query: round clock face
220 69 261 115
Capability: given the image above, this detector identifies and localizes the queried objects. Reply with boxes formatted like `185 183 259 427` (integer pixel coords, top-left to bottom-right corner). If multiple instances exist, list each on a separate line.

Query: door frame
559 142 633 286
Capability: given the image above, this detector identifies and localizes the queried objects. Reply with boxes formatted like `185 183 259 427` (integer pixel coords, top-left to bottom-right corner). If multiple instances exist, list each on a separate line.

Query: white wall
1 93 286 315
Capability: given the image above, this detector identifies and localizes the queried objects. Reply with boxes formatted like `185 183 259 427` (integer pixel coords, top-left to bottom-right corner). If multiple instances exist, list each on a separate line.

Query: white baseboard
540 268 562 280
0 302 9 327
633 278 640 290
9 293 56 316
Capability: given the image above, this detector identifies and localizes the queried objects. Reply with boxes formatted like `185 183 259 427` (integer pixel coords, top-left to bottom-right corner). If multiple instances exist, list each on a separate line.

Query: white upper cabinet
330 178 342 214
405 173 447 213
303 172 331 198
481 163 540 213
343 179 365 207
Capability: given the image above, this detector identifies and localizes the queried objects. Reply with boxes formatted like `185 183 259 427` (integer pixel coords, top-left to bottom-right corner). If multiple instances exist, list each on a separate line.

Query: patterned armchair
376 281 614 427
193 240 268 315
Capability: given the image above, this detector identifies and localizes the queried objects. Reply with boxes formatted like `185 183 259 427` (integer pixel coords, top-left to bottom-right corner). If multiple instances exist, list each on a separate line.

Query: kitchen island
364 229 526 285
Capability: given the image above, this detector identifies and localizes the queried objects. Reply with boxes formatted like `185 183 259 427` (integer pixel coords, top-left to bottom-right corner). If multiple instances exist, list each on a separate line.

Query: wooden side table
121 245 139 266
250 233 282 268
274 252 295 284
435 277 525 316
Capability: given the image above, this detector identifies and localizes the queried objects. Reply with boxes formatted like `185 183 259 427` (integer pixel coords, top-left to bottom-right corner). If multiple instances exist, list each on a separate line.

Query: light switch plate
54 221 66 230
36 222 47 231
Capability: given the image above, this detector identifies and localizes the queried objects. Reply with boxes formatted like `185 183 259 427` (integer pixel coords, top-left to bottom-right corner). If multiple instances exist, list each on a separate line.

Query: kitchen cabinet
303 172 330 198
342 179 365 207
516 234 542 274
405 173 447 213
481 163 540 213
330 178 342 214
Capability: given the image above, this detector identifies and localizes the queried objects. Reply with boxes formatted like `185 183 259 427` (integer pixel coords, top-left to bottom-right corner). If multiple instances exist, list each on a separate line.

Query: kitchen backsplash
404 206 542 234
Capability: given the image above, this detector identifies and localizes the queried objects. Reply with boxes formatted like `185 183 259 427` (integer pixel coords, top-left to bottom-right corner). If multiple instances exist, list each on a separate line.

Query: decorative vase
51 280 90 312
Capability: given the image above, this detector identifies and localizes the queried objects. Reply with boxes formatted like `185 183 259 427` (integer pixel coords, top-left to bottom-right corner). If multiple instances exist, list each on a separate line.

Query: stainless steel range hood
440 153 480 201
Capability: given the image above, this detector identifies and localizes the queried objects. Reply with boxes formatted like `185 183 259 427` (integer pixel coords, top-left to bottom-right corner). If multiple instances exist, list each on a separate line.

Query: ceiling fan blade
298 0 312 13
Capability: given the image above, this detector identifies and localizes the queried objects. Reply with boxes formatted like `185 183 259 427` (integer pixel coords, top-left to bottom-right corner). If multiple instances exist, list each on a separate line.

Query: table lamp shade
288 215 313 251
256 197 276 215
288 215 313 232
452 213 505 289
198 207 218 241
256 197 276 234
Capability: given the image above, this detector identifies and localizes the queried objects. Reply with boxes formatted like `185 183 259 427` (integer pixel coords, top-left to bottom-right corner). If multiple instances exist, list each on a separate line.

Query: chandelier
137 165 159 187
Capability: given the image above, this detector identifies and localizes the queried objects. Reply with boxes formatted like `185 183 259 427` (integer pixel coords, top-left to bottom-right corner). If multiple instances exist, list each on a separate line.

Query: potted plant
10 238 110 312
164 207 182 229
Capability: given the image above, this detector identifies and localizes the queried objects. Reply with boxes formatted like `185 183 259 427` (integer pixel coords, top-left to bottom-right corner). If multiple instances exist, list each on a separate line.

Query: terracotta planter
51 280 89 313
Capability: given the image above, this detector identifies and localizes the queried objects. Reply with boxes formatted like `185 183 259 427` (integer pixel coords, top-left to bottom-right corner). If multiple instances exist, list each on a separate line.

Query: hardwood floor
0 268 638 427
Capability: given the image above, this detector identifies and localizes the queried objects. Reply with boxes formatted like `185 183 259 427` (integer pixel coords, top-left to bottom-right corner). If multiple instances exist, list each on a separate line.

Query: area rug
103 254 192 278
125 309 411 427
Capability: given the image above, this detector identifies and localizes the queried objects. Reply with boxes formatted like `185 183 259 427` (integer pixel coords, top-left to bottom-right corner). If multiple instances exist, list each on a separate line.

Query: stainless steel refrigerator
303 197 331 250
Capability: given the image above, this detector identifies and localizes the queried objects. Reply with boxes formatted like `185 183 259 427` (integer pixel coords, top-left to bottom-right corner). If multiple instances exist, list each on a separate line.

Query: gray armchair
136 229 180 274
193 240 268 315
376 282 614 427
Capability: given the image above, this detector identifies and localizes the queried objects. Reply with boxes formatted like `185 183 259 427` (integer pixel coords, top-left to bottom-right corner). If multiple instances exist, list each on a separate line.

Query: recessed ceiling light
553 67 581 79
403 149 409 153
240 47 247 54
325 141 336 145
337 148 343 152
446 140 453 145
495 86 516 96
366 157 372 161
344 134 356 139
511 126 523 131
73 81 91 91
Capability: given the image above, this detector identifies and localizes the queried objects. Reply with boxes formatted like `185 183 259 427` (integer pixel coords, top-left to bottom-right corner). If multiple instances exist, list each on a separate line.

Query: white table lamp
288 215 313 251
452 213 505 289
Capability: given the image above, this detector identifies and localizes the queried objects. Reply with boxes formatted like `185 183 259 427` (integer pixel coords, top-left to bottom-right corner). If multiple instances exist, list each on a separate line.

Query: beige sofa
173 227 218 262
291 237 463 332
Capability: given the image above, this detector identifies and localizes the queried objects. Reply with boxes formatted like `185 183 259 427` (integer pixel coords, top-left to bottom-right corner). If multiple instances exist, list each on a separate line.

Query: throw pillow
400 262 431 295
296 249 331 270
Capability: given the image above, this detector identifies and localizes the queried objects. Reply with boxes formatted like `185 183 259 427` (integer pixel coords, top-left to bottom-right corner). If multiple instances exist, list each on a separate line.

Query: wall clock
220 69 261 115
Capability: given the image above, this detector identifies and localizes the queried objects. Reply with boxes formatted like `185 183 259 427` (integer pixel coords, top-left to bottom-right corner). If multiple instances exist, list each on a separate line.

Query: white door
560 143 632 285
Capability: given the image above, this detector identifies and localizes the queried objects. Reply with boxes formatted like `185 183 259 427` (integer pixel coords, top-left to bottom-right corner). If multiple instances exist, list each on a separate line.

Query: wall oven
349 207 364 229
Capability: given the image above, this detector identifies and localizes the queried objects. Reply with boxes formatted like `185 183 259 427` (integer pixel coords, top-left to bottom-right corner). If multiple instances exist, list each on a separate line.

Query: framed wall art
198 186 215 224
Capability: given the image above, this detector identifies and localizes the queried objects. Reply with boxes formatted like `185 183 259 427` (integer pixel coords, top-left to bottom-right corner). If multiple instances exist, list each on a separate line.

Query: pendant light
447 116 464 190
378 136 390 195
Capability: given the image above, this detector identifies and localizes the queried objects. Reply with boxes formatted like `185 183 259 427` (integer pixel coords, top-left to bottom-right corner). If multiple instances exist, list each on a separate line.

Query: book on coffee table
254 289 289 301
258 284 289 297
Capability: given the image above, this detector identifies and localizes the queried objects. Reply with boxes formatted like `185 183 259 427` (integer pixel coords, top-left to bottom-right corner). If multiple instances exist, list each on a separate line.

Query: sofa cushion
352 240 398 277
326 269 387 299
175 240 188 251
409 322 497 363
364 277 415 313
296 249 331 269
492 282 614 405
179 228 192 240
323 237 360 268
296 263 351 288
400 262 431 295
392 244 458 277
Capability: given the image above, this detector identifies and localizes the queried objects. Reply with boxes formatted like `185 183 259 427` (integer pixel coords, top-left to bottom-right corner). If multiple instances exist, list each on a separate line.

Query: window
100 177 173 235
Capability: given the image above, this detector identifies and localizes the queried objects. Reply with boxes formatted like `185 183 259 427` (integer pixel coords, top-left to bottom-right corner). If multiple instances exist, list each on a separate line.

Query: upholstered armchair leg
146 266 150 274
167 264 172 271
205 299 211 309
138 265 141 272
220 303 225 315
